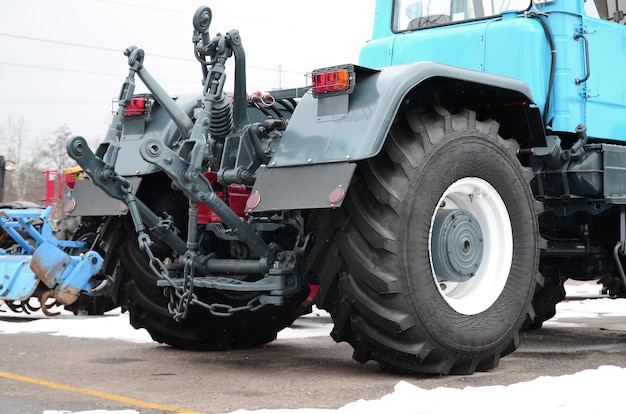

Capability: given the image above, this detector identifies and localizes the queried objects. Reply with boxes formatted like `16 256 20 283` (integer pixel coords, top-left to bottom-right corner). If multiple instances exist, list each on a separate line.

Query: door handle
574 33 591 85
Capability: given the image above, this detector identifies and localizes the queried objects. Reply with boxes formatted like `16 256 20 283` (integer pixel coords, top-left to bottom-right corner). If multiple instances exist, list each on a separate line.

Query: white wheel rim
428 177 512 315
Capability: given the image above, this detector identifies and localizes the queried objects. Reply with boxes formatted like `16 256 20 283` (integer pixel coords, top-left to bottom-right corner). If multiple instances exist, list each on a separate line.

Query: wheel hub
431 209 483 282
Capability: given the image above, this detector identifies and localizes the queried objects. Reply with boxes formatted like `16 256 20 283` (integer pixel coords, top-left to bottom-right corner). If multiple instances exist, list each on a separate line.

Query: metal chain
177 254 196 320
193 294 267 317
126 189 267 321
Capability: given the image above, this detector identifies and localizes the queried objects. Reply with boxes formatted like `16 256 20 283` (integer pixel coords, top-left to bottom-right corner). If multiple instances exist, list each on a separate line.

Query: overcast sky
0 0 375 150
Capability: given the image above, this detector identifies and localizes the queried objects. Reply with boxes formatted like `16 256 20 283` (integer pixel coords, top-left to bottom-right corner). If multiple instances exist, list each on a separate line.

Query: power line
0 61 201 83
0 32 307 75
89 0 373 37
0 102 107 106
0 61 122 78
0 32 192 61
92 0 189 15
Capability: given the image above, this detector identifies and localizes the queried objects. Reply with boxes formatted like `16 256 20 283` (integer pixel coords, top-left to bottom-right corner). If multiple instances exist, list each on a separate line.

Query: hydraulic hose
528 12 556 126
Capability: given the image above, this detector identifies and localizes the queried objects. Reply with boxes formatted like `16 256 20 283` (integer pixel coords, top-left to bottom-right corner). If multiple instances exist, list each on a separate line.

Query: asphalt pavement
1 299 626 413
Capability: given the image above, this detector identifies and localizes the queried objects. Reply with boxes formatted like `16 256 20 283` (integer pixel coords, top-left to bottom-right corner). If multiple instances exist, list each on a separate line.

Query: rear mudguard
69 93 298 216
73 63 540 216
269 61 538 168
249 62 542 212
68 94 200 217
108 93 201 177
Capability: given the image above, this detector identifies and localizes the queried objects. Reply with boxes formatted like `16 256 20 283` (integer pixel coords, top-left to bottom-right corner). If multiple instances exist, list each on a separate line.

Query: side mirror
4 160 16 172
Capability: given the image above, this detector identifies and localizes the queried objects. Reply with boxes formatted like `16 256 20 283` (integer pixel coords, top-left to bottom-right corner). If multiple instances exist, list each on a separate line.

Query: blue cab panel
359 0 626 142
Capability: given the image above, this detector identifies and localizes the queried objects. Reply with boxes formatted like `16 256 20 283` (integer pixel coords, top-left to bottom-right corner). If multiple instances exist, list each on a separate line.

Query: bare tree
0 117 27 167
13 158 46 202
0 117 43 202
38 124 73 171
34 125 80 217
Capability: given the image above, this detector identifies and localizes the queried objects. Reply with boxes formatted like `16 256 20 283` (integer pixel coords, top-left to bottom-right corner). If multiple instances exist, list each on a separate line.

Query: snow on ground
2 282 626 414
0 303 333 342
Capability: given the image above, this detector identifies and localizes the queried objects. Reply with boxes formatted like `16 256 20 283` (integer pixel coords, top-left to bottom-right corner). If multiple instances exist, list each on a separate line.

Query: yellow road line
0 370 203 414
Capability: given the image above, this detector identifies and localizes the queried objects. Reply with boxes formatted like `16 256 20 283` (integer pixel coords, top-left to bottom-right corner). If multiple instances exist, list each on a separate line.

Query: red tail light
311 65 354 97
124 97 146 116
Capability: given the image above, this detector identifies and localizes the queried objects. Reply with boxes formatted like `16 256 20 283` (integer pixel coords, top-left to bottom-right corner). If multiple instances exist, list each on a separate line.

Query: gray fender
269 61 537 168
112 93 201 176
68 94 200 216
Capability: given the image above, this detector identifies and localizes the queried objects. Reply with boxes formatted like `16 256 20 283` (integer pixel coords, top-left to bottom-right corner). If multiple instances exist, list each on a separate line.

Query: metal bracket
219 124 271 185
613 206 626 289
157 274 293 295
157 250 300 300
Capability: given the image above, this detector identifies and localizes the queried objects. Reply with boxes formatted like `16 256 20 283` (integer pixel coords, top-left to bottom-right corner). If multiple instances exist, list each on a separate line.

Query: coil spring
208 97 233 140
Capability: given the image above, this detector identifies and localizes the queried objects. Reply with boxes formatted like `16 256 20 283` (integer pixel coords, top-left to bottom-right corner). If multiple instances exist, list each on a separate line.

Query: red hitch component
197 172 250 224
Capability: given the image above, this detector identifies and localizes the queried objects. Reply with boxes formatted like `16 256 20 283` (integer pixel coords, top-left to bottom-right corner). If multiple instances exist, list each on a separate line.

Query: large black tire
65 222 118 316
524 265 565 330
118 174 305 350
326 106 543 374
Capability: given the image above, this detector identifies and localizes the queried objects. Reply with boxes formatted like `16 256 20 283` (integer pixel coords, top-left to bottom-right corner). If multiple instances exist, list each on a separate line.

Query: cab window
394 0 532 31
586 0 626 22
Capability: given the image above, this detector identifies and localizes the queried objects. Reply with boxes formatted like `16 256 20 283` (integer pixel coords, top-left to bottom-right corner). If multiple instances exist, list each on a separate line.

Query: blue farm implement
0 206 103 316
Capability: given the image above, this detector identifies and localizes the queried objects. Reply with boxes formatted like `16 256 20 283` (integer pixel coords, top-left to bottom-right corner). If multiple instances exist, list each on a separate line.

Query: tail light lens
124 97 147 116
311 65 355 97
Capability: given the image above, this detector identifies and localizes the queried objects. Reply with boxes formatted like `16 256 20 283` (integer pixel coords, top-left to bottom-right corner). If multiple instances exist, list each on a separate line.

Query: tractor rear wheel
327 107 543 374
118 173 304 350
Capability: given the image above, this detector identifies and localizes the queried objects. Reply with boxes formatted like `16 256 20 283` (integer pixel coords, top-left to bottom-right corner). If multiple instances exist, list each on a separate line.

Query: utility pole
274 64 285 89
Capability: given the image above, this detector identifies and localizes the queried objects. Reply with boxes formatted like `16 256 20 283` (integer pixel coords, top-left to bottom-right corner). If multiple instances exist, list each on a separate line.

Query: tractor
66 0 626 374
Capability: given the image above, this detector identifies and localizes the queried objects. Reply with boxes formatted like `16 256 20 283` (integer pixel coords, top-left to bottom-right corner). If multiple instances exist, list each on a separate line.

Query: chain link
194 294 268 317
